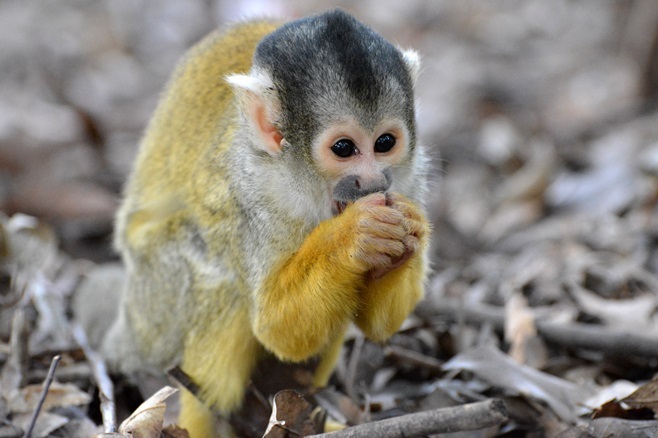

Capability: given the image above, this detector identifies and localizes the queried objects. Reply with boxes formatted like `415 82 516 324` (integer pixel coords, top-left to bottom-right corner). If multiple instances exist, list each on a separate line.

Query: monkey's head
228 10 424 220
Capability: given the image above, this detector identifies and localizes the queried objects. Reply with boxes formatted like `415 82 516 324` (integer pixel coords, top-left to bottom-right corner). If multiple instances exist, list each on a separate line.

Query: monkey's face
311 117 412 216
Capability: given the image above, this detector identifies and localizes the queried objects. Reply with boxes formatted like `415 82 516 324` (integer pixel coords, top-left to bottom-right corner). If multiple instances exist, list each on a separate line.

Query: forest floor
2 1 658 437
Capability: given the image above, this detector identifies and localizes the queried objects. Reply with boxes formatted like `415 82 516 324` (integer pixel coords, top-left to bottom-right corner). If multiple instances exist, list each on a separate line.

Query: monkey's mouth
332 200 350 216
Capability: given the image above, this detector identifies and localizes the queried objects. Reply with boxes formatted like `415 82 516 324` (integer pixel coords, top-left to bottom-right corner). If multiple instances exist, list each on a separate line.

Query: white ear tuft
401 49 421 86
226 69 274 94
226 68 283 156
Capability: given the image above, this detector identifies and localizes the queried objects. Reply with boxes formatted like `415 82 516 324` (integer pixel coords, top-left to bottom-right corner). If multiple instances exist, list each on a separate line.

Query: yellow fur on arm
253 214 366 362
355 252 426 341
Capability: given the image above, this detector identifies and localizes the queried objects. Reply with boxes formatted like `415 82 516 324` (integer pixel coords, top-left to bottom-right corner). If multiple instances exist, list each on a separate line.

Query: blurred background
1 0 658 270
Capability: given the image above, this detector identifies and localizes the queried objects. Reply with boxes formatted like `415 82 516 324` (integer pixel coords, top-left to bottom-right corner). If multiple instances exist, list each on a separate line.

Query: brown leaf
119 386 178 438
8 381 92 414
622 377 658 414
592 399 632 419
12 411 69 438
592 399 654 420
263 390 325 438
315 387 368 427
162 425 190 438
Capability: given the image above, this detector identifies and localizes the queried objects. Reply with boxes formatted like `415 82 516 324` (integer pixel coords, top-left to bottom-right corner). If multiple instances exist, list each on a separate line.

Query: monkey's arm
253 193 404 361
356 252 425 341
355 194 430 341
253 219 362 362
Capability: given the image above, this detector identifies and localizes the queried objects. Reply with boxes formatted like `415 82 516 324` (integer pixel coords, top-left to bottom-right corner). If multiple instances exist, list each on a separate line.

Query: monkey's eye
331 139 357 158
374 133 396 153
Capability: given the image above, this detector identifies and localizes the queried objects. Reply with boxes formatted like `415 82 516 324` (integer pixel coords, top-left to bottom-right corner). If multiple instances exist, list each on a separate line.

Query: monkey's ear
227 71 283 156
401 49 421 87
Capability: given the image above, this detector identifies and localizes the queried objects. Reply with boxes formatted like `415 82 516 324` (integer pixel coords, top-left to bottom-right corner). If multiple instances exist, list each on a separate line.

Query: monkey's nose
334 170 392 202
354 170 392 197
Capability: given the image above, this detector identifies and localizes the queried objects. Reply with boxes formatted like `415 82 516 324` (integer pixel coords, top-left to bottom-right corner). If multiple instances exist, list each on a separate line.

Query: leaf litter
2 0 658 436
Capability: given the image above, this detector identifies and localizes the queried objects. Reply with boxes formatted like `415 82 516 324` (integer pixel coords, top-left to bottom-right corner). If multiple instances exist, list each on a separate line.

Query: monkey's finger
402 235 420 254
358 235 406 259
387 194 424 221
362 221 406 241
370 203 406 224
390 247 415 269
354 248 392 271
402 217 426 239
386 196 430 238
355 192 387 207
385 192 413 207
368 246 415 280
358 209 406 238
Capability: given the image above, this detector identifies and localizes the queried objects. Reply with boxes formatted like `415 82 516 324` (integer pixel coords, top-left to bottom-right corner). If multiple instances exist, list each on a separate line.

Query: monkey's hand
252 192 425 362
354 193 430 341
363 193 427 280
348 192 413 275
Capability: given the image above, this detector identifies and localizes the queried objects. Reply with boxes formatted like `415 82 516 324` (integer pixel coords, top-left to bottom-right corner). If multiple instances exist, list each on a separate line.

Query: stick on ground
420 297 658 359
307 398 508 438
72 324 117 433
23 354 61 438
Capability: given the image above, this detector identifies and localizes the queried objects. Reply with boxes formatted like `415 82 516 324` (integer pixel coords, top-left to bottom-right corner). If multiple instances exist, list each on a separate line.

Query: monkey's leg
179 305 259 438
179 390 220 438
313 328 347 387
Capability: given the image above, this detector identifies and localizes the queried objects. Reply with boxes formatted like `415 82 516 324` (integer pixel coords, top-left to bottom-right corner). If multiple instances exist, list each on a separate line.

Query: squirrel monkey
105 9 430 437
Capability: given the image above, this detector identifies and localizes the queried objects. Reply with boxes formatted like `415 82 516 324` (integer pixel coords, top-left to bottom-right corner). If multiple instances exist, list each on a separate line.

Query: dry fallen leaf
11 411 69 438
8 381 92 414
443 344 585 422
505 292 537 364
622 377 658 414
6 373 93 437
591 399 654 420
315 387 367 427
161 425 190 438
263 390 325 438
119 386 178 438
582 380 638 413
569 282 657 333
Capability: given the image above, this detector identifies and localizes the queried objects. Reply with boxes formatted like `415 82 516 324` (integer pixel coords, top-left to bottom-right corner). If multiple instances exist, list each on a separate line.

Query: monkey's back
115 20 280 250
109 20 281 373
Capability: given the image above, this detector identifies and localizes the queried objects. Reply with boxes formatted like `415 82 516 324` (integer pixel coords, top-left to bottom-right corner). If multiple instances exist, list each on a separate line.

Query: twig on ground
167 365 200 397
23 354 61 438
72 324 117 433
2 308 30 390
420 297 658 359
345 335 364 400
306 398 508 438
384 344 443 374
